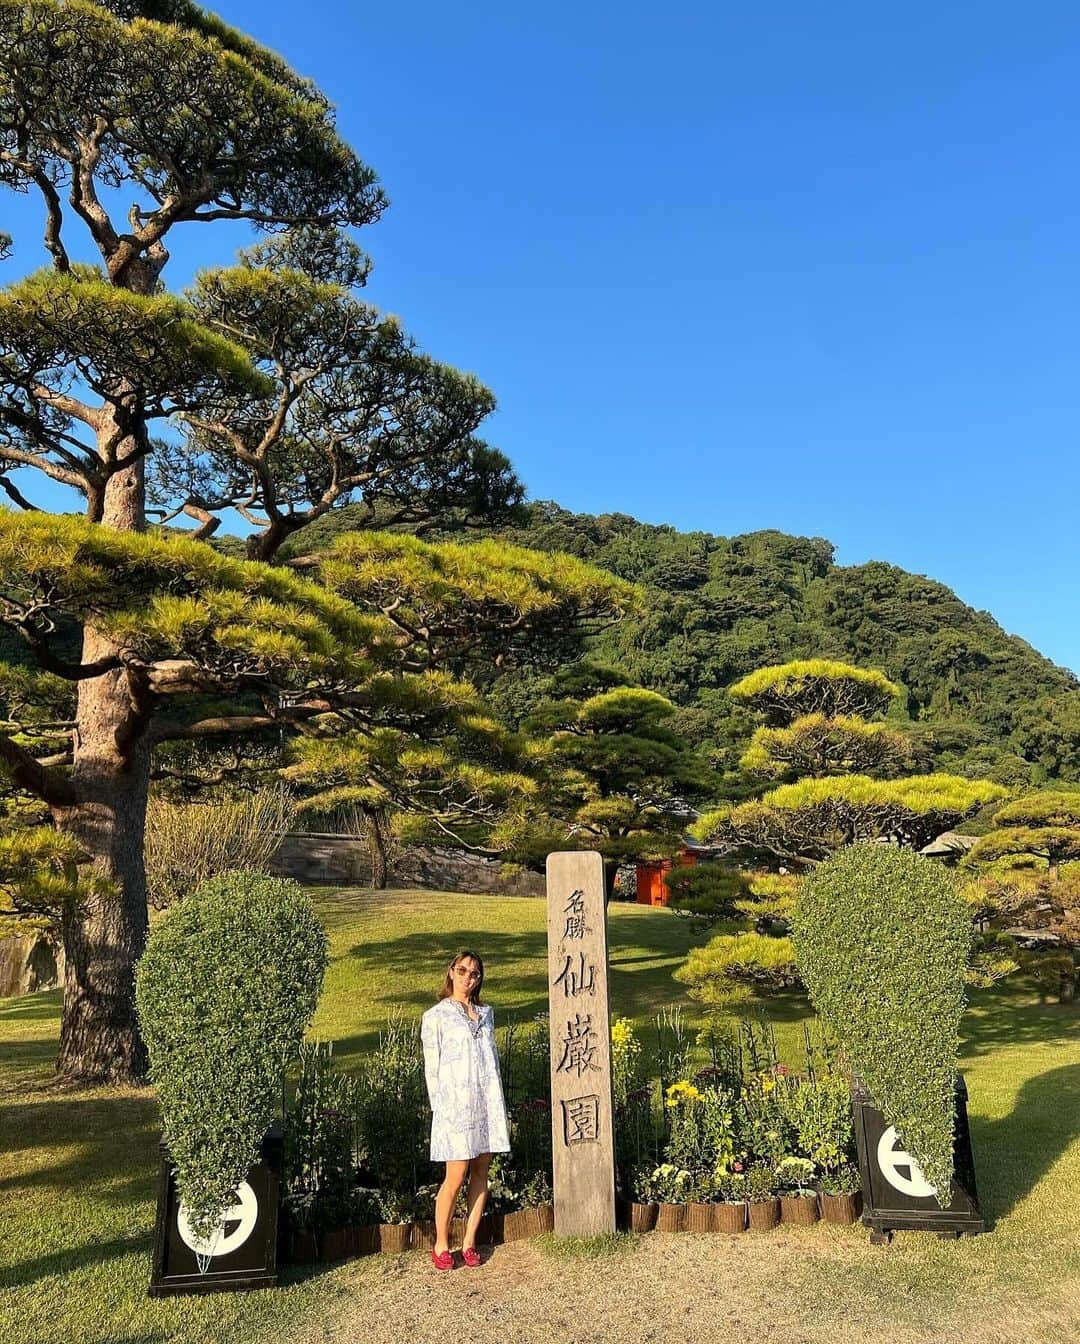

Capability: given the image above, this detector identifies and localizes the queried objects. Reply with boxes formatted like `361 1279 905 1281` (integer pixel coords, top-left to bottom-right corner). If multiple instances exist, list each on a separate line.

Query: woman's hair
438 949 485 1004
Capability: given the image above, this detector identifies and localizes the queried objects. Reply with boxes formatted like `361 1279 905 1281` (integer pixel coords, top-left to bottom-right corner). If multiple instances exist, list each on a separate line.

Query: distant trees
967 792 1080 875
963 791 1080 1001
434 503 1078 786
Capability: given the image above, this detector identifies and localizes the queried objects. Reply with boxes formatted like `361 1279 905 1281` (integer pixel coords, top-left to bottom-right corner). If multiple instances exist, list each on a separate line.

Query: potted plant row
619 1160 862 1238
284 1194 557 1264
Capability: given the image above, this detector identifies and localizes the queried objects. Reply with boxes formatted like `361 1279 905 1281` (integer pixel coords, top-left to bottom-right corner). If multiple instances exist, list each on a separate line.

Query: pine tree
0 1 627 1080
693 660 1005 867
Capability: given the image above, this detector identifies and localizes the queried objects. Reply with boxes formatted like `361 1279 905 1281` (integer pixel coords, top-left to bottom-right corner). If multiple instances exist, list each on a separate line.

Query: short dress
420 997 511 1162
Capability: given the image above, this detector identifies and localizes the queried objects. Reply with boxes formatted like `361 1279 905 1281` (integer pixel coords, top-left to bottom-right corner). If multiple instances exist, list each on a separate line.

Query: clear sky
3 2 1078 673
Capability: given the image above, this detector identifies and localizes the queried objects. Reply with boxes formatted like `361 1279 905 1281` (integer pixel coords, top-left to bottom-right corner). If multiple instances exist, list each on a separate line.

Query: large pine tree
0 1 631 1081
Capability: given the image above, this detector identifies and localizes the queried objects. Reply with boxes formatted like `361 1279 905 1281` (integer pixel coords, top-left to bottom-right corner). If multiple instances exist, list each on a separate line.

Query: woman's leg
462 1152 492 1252
434 1160 469 1255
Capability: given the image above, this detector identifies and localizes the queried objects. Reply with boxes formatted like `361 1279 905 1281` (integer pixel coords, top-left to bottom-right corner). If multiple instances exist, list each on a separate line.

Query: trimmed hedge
135 871 328 1240
792 844 970 1202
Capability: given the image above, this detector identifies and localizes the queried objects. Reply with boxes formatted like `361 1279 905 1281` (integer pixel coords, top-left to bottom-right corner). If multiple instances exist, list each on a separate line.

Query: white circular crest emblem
876 1126 938 1199
177 1181 259 1259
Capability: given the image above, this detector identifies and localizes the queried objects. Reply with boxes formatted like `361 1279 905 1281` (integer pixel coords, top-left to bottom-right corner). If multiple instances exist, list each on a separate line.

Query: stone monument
546 850 616 1237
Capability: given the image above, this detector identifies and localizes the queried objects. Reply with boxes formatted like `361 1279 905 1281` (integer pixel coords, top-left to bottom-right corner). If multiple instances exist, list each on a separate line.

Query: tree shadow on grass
333 914 701 1058
0 1092 158 1190
0 1232 151 1292
0 1091 161 1288
0 987 62 1021
960 983 1078 1059
969 1062 1080 1226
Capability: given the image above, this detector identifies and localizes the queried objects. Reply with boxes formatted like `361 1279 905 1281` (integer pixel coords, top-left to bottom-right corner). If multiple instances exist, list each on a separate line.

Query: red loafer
461 1247 482 1267
431 1249 454 1271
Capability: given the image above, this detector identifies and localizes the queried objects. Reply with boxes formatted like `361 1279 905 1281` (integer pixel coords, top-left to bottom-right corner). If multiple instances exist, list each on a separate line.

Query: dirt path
290 1229 1079 1344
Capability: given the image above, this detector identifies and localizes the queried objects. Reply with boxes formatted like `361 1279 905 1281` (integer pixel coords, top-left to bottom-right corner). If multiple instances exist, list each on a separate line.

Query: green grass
533 1230 634 1259
1 887 1078 1344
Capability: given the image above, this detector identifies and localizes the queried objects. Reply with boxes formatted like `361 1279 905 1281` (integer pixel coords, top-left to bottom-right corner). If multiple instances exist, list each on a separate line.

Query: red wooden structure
635 849 698 906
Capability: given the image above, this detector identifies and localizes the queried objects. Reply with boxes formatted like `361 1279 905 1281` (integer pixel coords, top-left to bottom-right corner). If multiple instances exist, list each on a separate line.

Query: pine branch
0 731 77 805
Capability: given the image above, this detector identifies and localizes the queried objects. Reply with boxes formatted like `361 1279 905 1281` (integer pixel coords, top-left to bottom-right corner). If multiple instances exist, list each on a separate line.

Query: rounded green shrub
135 871 328 1239
791 844 971 1201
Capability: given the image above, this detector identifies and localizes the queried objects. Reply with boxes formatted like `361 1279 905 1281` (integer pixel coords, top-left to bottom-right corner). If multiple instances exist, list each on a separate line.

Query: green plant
715 1167 749 1202
655 1005 691 1099
499 1013 551 1108
819 1162 861 1195
611 1016 643 1106
283 1040 360 1231
135 871 328 1240
775 1156 816 1194
374 1187 415 1225
144 787 295 910
356 1012 431 1213
627 1162 661 1203
696 1017 743 1091
735 1072 787 1168
776 1070 854 1171
519 1170 554 1208
646 1162 694 1204
663 1080 738 1178
510 1097 553 1190
793 843 971 1202
744 1163 777 1202
616 1084 658 1192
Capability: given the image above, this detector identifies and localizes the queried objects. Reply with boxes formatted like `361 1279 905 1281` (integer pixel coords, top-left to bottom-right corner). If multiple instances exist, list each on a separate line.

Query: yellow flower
611 1018 634 1047
664 1079 703 1107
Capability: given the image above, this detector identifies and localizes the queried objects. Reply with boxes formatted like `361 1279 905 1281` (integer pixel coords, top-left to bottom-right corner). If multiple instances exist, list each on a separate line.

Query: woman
420 950 510 1270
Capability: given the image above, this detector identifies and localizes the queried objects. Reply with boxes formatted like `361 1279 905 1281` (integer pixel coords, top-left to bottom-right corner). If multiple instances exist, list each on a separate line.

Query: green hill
283 501 1079 785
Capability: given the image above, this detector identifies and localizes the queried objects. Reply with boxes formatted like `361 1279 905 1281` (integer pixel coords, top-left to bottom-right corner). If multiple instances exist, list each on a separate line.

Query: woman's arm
420 1010 441 1108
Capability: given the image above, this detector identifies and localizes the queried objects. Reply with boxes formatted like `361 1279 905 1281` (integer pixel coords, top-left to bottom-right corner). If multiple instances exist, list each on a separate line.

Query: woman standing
420 950 510 1270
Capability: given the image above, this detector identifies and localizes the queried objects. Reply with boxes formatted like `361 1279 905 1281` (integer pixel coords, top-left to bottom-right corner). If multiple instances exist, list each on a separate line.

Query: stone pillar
546 850 616 1237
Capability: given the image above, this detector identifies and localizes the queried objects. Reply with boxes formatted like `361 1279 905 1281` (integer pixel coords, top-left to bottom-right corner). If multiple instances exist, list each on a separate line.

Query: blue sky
3 2 1078 673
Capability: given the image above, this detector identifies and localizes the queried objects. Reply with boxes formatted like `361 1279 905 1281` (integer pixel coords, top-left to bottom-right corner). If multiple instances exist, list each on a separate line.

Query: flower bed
612 1014 863 1236
280 1014 555 1261
279 1011 863 1262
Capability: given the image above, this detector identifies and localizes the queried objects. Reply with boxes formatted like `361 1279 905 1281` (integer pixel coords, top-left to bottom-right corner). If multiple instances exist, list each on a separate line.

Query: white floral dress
420 997 511 1162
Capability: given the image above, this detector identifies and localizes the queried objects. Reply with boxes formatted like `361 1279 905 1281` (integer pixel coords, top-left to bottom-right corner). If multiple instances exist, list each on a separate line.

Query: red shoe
461 1247 482 1267
431 1249 454 1271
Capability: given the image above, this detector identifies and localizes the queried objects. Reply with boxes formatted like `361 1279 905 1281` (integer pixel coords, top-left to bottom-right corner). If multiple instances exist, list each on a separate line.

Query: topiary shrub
135 871 328 1241
792 843 971 1202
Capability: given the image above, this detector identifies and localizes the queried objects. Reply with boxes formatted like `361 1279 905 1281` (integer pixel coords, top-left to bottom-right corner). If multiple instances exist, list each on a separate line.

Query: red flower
733 1161 744 1172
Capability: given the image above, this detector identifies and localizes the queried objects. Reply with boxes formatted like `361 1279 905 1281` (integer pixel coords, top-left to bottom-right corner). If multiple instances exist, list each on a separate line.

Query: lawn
1 887 1078 1344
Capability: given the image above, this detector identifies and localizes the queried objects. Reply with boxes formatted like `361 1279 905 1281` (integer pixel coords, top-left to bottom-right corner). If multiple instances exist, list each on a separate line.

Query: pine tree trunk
54 449 154 1083
368 811 388 890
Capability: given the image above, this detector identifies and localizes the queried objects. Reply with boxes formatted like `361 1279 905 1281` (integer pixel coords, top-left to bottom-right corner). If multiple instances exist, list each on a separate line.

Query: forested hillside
283 502 1079 786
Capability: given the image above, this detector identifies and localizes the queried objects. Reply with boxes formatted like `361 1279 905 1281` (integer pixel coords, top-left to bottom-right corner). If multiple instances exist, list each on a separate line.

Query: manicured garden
3 887 1079 1344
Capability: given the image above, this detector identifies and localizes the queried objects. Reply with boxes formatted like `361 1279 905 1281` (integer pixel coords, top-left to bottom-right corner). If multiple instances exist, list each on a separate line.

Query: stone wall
0 932 63 998
271 832 546 896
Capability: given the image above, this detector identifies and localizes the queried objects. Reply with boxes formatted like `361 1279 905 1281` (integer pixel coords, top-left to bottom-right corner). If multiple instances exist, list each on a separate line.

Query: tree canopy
509 663 718 872
966 791 1080 874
